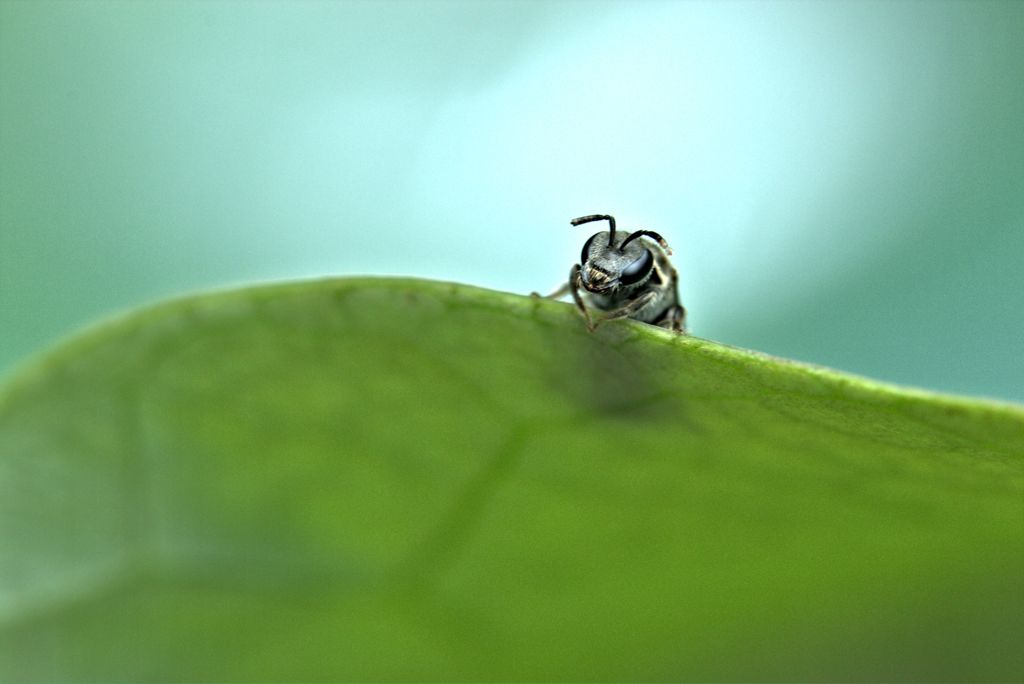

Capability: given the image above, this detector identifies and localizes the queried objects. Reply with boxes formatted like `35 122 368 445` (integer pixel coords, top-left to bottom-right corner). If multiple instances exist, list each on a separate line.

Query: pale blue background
2 1 1022 402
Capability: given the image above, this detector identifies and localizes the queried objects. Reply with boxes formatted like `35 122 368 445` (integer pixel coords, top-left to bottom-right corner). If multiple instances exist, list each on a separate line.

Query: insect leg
664 266 687 333
658 305 687 333
568 264 595 331
596 290 658 323
530 281 572 299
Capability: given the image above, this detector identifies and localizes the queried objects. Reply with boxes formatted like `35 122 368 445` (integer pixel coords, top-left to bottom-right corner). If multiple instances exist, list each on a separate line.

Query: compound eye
620 249 653 285
580 233 598 265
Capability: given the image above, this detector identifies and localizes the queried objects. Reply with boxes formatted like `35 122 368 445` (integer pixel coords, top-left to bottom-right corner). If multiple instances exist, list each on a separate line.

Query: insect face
579 232 655 294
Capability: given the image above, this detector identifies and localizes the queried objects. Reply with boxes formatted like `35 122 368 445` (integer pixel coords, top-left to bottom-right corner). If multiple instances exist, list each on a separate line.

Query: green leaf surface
1 278 1022 681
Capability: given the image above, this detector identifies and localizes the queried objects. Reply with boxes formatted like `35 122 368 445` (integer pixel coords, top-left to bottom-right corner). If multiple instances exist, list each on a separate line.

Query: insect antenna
570 214 616 247
620 230 672 255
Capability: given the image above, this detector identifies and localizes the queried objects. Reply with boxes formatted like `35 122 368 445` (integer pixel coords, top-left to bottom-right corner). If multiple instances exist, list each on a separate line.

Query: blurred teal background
1 0 1022 402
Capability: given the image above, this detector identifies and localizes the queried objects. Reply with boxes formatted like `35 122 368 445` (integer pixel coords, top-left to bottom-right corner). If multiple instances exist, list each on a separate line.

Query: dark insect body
538 214 687 333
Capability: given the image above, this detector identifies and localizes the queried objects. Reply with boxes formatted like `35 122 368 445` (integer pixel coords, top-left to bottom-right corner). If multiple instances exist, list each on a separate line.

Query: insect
536 214 687 333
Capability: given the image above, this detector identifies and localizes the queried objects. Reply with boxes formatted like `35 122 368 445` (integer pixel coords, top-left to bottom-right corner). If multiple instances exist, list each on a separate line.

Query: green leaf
1 277 1022 681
